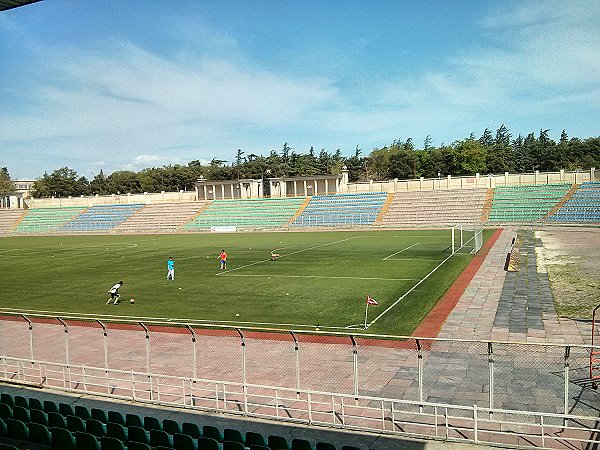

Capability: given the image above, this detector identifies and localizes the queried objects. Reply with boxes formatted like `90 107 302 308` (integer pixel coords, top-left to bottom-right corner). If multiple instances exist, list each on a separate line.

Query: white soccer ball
235 313 240 316
130 298 135 304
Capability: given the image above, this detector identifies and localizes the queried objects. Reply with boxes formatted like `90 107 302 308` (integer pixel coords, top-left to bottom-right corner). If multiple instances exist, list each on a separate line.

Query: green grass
0 229 493 335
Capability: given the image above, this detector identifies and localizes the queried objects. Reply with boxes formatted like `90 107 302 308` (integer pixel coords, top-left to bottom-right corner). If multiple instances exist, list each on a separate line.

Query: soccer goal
450 223 484 255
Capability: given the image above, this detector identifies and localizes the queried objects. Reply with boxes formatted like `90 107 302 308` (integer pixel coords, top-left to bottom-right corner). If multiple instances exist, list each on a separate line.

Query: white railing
1 354 598 449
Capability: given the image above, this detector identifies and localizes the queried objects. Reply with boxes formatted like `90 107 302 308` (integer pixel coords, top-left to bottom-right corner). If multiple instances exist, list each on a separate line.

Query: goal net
450 223 484 255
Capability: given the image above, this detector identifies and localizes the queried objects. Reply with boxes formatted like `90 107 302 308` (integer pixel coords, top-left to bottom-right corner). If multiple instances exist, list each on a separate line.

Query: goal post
451 223 484 255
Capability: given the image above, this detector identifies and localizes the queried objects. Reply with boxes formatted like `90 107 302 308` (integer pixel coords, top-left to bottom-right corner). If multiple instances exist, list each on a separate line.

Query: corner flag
364 295 378 329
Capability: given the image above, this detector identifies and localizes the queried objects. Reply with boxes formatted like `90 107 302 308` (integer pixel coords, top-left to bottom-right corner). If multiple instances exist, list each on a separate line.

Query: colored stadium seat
67 414 86 433
269 434 290 450
30 408 49 426
75 405 90 421
59 402 76 417
86 418 107 437
48 411 67 429
0 418 6 437
0 404 12 421
316 443 336 450
127 442 153 450
100 435 126 450
76 431 100 450
107 422 128 442
150 429 173 448
14 395 28 409
245 431 267 447
0 395 13 408
6 418 28 441
224 428 244 445
128 425 150 445
28 422 52 446
173 432 198 450
91 408 108 423
182 422 202 439
203 425 223 442
44 400 59 414
292 193 387 227
126 413 144 428
28 398 43 411
144 415 161 431
12 405 30 424
52 426 76 449
163 418 181 435
197 436 221 450
224 441 246 450
108 410 125 426
291 438 314 450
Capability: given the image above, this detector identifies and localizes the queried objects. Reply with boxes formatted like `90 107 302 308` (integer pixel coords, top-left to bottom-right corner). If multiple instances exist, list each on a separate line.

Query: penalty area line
221 274 419 281
367 252 455 328
382 242 420 260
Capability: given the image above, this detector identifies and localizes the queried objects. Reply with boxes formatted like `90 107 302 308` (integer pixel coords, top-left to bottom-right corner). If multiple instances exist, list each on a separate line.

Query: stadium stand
379 188 487 226
0 393 358 450
488 183 571 223
547 181 600 223
59 204 144 232
183 197 306 230
0 210 24 234
290 193 387 227
13 207 87 234
114 202 210 233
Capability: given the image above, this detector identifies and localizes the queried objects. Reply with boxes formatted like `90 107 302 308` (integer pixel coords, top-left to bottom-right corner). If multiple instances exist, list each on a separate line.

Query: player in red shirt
218 250 228 269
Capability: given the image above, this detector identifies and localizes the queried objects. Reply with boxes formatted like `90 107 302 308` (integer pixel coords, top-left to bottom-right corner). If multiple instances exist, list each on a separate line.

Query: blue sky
1 1 599 179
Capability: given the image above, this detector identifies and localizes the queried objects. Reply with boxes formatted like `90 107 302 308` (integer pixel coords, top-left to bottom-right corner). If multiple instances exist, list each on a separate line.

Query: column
325 179 329 195
303 180 307 196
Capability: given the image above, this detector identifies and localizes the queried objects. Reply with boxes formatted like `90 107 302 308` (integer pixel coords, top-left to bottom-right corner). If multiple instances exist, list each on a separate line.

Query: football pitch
0 229 494 335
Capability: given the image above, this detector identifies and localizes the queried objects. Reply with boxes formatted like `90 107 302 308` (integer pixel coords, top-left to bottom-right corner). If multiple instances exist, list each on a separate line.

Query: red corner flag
367 296 378 305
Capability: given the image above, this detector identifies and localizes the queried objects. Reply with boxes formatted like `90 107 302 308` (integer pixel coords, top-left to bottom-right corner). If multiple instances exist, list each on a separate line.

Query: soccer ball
130 298 135 304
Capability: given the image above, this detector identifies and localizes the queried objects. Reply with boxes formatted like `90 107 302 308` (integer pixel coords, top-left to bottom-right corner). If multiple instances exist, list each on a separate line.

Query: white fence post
21 315 34 362
290 332 300 394
57 317 69 366
186 325 197 379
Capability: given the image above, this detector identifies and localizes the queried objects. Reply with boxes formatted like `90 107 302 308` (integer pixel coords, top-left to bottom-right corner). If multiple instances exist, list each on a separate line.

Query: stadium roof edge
0 0 42 12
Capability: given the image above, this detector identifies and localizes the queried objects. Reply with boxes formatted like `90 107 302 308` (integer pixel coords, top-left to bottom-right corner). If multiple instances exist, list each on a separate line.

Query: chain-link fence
0 314 597 420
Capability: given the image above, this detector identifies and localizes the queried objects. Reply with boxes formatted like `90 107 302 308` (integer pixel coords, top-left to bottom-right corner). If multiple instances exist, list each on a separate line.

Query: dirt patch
536 228 600 319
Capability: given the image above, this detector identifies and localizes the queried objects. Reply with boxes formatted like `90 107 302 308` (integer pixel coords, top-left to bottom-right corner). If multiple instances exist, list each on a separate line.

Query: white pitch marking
221 274 419 281
368 252 455 327
215 235 361 276
382 242 420 260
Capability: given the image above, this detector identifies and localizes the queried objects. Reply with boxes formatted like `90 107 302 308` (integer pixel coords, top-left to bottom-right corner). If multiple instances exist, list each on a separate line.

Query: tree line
17 125 600 197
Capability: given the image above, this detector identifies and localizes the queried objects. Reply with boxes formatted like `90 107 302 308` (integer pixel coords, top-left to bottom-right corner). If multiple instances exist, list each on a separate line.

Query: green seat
60 403 76 417
48 411 67 429
315 443 336 450
14 395 28 409
108 410 125 426
52 426 76 450
198 437 221 450
127 442 152 450
224 441 246 450
150 429 172 448
76 431 100 450
28 422 52 446
249 446 271 450
126 413 143 428
44 400 59 414
246 432 266 447
86 418 107 437
341 447 361 450
0 404 12 421
173 432 197 450
29 398 43 411
67 414 86 433
100 436 126 450
91 408 108 423
0 394 13 408
163 418 181 435
75 405 90 421
144 415 161 431
203 425 223 442
107 422 128 442
182 422 201 439
12 405 30 423
0 417 6 437
127 425 150 445
269 435 290 450
6 418 28 441
224 428 244 445
291 439 314 450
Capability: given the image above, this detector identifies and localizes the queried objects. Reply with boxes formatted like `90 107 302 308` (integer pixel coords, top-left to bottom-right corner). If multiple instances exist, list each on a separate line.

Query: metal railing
1 354 598 449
